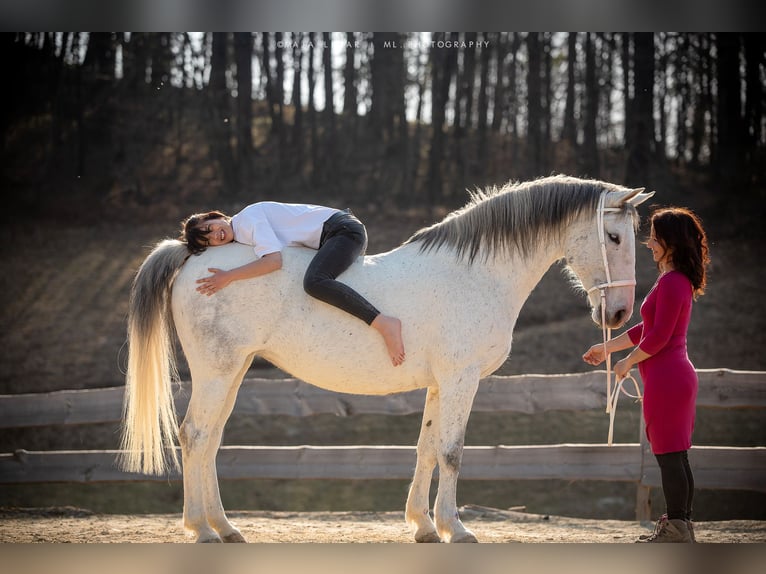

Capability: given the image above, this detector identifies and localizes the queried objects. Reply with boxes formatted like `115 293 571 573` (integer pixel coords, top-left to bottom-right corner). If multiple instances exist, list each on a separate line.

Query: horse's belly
263 348 427 395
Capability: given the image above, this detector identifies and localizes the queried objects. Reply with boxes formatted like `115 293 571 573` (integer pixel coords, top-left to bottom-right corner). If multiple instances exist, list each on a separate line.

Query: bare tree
234 32 254 174
561 33 578 146
427 33 453 205
322 32 337 183
625 33 654 186
343 33 357 118
582 32 600 177
526 32 544 178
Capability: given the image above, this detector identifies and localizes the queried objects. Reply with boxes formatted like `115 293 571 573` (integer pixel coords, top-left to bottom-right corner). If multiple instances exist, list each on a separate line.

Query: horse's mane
405 175 633 263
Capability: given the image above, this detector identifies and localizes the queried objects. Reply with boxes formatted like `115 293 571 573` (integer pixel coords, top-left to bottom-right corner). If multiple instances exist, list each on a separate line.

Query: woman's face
647 225 670 265
197 218 234 247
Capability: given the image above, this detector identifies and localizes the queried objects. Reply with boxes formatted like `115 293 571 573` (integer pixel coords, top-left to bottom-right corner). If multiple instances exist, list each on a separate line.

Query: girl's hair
650 207 711 298
179 210 229 254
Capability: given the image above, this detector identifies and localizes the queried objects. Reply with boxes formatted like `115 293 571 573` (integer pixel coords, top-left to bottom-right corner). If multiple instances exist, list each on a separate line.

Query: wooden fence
1 369 764 521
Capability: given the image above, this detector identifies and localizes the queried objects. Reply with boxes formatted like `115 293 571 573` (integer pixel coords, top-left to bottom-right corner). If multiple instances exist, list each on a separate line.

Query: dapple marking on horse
120 175 654 543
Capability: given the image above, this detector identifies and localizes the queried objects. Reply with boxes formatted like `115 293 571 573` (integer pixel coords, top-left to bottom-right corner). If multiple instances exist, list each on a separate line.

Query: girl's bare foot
371 314 406 366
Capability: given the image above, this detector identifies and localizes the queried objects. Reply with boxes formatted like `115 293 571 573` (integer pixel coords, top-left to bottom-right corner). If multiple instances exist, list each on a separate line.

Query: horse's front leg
433 366 480 543
405 387 441 543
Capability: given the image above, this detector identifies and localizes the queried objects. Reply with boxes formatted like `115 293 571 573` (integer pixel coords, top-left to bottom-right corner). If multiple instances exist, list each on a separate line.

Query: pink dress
627 271 698 455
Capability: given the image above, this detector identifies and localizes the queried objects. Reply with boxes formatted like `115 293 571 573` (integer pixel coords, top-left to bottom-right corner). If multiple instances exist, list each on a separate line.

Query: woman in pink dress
583 207 710 543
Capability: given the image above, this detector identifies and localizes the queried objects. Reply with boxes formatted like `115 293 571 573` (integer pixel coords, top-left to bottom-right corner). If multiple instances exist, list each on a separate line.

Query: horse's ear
610 187 655 207
628 189 655 207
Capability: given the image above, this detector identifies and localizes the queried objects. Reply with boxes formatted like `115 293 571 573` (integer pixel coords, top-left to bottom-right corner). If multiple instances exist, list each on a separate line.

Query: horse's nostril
613 309 625 324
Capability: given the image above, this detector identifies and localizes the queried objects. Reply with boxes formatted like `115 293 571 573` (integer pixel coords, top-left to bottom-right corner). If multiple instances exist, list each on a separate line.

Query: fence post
635 416 652 522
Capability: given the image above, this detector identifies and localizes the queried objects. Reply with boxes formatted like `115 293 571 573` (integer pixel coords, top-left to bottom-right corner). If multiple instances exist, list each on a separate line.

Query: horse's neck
486 237 564 307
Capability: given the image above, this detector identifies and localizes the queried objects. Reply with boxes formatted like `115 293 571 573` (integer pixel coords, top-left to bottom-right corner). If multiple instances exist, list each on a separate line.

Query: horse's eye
608 233 620 245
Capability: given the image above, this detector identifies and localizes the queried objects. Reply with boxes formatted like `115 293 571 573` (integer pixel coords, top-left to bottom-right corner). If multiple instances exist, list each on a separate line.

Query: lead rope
598 291 643 445
590 192 643 446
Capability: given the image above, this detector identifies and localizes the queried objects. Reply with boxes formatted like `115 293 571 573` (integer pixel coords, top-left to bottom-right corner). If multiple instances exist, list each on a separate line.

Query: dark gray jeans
303 211 380 325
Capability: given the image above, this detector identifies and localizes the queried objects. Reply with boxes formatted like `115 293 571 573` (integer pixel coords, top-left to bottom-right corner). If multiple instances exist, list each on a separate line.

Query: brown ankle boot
636 516 692 543
638 514 666 541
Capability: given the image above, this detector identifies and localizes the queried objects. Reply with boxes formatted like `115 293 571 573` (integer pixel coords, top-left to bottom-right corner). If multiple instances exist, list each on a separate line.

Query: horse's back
171 243 448 393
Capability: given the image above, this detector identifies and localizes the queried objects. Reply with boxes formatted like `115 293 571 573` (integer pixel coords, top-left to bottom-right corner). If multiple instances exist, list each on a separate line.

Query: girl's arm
196 252 283 296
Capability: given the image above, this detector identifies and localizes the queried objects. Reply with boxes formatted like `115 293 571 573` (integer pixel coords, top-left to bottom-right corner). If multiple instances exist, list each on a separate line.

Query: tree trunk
234 32 254 173
82 32 116 82
583 33 600 177
655 34 668 160
561 33 578 145
209 32 236 193
743 34 764 157
690 34 712 166
715 33 743 184
291 33 304 170
526 33 543 178
674 34 690 164
491 33 507 133
307 33 318 183
370 33 399 141
476 33 490 176
625 33 654 187
322 32 336 184
542 33 552 172
507 33 521 163
262 33 279 134
621 33 633 151
149 33 172 88
403 42 427 204
427 33 452 206
458 32 477 134
343 33 357 118
122 32 147 92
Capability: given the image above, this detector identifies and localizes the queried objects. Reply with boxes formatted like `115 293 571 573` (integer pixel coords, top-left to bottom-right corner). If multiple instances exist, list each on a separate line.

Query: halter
587 192 642 446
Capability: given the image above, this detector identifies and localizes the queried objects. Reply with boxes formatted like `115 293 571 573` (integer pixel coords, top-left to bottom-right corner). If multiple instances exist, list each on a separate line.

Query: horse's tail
119 239 189 475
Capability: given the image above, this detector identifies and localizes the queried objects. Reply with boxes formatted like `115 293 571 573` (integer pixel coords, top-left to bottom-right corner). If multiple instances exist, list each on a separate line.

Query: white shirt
231 201 340 258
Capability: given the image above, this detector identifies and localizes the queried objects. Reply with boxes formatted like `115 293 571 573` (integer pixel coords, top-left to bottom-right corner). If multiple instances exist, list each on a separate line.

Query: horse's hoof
415 531 442 543
451 532 479 543
222 531 247 543
197 536 223 543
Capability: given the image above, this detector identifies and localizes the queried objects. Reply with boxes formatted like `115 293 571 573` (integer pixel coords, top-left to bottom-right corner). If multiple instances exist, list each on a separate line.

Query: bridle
586 192 643 446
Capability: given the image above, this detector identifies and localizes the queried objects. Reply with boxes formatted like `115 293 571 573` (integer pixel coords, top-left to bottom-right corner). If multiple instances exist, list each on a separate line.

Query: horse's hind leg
433 367 480 543
405 387 441 543
180 360 249 543
200 361 252 543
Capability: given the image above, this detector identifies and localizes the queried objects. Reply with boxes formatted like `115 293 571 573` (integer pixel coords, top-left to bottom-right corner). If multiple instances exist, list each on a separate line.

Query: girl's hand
582 344 607 366
614 357 632 381
196 268 231 296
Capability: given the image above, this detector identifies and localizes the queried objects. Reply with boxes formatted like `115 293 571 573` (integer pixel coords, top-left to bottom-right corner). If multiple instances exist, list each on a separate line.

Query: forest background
1 32 764 520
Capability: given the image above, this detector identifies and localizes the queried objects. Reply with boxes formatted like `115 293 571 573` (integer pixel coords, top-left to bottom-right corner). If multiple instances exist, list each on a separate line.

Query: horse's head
565 186 655 329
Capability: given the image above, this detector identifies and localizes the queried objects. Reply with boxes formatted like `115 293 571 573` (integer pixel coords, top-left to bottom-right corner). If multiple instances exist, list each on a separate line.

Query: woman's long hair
650 207 711 298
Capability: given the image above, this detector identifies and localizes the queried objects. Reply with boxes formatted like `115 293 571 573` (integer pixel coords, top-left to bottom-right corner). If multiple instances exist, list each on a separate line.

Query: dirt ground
1 505 765 543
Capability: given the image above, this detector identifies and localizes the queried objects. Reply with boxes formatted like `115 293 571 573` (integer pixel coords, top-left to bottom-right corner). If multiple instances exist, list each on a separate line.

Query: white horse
120 175 654 543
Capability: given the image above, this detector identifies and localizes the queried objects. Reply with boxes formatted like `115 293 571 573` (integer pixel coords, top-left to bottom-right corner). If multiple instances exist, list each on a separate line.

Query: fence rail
2 369 764 429
1 369 764 521
4 444 764 491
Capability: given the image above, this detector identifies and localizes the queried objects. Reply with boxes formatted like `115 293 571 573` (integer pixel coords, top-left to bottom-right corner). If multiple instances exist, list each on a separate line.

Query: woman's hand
613 357 632 381
582 344 607 366
196 268 232 296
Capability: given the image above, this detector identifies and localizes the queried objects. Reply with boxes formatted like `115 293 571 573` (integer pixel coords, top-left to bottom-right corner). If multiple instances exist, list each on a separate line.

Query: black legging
655 450 695 521
303 211 380 325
